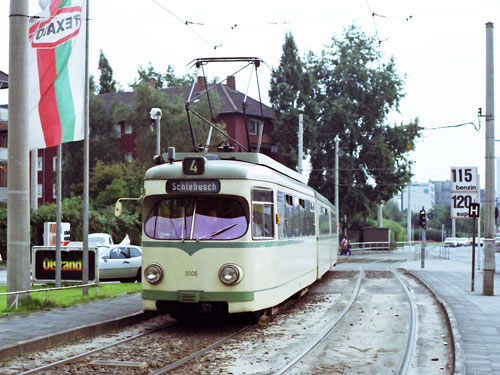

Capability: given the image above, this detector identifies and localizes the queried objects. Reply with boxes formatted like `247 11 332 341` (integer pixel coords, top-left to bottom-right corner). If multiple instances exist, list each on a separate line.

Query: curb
0 311 154 362
406 270 466 375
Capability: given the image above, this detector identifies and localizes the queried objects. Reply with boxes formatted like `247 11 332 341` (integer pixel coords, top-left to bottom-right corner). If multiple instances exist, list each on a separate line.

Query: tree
125 80 225 164
62 94 122 196
98 50 117 94
130 63 192 89
269 33 316 170
308 25 421 226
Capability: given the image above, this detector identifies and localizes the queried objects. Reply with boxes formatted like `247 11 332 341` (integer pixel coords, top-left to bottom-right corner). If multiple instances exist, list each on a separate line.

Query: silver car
98 245 142 282
443 237 459 247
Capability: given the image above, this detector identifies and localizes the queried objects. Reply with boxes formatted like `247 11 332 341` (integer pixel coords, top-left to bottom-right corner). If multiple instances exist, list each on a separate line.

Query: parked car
456 238 470 247
443 237 459 247
474 237 484 247
89 233 114 247
98 245 142 282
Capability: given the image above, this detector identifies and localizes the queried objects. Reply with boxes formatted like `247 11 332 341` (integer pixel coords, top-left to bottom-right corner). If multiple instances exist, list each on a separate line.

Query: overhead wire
424 122 480 131
150 0 222 51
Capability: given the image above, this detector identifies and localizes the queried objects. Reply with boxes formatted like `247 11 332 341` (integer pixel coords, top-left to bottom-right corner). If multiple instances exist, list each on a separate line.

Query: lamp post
150 108 162 155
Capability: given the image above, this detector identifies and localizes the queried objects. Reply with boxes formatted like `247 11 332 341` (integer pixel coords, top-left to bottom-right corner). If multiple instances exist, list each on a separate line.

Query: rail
0 282 99 309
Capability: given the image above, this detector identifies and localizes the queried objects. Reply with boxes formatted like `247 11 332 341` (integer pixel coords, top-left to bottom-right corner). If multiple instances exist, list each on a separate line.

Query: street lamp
150 108 162 155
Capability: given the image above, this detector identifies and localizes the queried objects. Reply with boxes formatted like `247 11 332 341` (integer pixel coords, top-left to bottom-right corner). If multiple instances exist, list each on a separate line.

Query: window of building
114 124 121 138
52 184 56 199
37 157 43 171
52 156 57 172
37 184 42 198
249 119 263 136
0 133 7 148
125 123 133 134
125 152 133 162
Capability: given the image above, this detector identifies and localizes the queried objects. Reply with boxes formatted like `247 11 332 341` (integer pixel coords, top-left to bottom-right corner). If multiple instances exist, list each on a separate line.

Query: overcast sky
1 0 500 188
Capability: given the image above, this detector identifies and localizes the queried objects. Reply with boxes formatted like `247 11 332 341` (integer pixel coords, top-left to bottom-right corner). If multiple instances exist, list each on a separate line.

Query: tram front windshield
145 197 247 240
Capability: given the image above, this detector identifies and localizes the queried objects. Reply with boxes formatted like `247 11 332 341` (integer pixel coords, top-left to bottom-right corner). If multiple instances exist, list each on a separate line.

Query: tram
140 151 338 318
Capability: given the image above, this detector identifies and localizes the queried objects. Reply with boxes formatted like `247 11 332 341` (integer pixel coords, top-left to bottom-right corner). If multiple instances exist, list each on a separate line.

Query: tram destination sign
451 166 478 192
166 179 221 194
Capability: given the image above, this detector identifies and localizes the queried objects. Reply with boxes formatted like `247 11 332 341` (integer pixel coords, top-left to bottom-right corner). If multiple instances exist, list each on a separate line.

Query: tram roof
145 152 308 185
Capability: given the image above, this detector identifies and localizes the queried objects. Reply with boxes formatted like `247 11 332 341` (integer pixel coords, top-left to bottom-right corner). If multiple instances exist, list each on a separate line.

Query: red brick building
0 74 279 206
101 76 278 158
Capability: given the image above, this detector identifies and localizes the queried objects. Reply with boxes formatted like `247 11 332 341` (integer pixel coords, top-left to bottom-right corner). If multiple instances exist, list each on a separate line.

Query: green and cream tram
140 152 337 318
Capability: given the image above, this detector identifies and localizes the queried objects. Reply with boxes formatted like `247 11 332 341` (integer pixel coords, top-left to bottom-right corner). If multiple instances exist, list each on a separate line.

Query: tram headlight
145 264 164 285
218 264 243 286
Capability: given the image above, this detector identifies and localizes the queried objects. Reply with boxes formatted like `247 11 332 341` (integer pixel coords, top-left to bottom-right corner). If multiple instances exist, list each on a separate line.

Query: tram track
265 259 450 375
5 257 452 374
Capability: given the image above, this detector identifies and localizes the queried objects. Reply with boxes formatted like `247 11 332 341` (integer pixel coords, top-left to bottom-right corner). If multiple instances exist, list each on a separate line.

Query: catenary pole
7 0 31 306
298 114 303 174
406 183 411 252
334 135 340 245
55 145 62 287
483 22 495 296
82 0 90 295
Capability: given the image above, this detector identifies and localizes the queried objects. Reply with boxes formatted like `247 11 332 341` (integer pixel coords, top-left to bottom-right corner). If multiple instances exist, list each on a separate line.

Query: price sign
451 167 478 192
451 192 479 219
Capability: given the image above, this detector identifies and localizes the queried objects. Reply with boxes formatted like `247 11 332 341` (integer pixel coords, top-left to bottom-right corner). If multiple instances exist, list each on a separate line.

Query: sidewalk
0 293 144 361
403 255 500 375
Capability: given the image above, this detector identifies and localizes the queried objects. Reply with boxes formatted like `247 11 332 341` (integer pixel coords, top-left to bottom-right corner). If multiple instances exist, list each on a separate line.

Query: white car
98 245 142 282
89 233 114 247
443 237 459 247
456 238 470 247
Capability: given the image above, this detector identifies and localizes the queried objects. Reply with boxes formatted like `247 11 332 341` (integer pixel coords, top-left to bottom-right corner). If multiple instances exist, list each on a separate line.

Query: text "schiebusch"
166 180 221 194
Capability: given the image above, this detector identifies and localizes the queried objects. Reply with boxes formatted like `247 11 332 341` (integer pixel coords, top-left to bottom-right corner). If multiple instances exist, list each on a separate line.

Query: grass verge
0 283 141 316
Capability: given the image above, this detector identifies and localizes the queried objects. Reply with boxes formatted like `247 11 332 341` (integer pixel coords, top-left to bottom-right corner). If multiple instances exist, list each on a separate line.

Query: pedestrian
346 236 352 256
340 236 347 255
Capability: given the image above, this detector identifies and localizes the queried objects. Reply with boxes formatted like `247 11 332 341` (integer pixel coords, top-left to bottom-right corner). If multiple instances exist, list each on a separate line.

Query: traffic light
419 209 426 228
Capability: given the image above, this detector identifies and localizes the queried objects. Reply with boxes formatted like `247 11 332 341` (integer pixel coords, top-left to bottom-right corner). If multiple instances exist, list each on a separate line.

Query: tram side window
319 206 331 235
304 200 315 236
252 189 274 239
277 192 315 238
277 191 286 239
330 209 337 234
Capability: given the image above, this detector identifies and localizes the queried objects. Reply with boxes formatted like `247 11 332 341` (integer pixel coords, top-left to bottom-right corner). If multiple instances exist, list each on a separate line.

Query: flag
28 0 86 150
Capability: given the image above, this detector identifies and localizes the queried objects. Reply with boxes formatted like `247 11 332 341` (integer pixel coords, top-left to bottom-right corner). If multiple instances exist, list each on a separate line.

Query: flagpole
82 0 90 295
55 144 62 287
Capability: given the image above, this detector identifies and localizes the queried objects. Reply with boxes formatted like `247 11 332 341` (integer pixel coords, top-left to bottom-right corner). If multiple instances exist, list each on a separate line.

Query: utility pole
483 22 495 296
7 0 31 305
298 114 303 174
406 183 411 252
82 0 90 295
334 135 340 243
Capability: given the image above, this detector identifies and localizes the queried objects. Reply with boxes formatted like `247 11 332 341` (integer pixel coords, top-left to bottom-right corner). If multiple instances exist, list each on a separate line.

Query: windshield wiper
196 223 237 242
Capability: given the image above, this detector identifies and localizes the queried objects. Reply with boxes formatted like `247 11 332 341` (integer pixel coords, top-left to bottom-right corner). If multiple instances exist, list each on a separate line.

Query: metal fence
0 282 99 309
